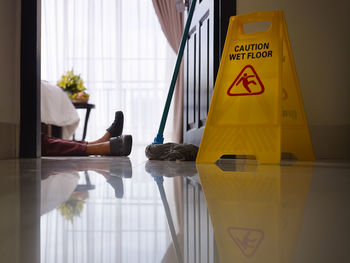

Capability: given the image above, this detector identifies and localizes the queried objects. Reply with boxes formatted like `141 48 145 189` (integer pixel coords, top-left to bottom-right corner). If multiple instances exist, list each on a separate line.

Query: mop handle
154 0 197 144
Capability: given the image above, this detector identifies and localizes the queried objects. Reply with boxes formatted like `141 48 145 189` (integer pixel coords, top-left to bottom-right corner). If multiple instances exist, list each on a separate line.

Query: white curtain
41 0 176 145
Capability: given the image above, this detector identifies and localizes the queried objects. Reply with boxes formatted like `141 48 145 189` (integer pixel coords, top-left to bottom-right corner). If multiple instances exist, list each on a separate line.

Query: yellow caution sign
196 11 315 164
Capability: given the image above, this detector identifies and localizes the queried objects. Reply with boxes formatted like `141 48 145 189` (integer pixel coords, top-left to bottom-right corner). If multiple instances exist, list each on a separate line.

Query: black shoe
106 111 124 137
110 135 132 156
106 176 124 198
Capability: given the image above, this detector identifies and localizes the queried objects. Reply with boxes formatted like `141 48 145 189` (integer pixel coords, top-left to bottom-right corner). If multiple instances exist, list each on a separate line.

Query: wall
0 0 21 158
0 160 20 263
236 0 350 159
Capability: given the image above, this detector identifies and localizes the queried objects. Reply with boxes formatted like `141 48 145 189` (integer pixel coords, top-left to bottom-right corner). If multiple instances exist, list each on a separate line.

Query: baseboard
309 125 350 160
0 122 19 159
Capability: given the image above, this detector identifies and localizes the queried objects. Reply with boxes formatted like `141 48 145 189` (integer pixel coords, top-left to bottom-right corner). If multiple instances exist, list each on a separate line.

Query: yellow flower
77 79 85 91
57 68 88 96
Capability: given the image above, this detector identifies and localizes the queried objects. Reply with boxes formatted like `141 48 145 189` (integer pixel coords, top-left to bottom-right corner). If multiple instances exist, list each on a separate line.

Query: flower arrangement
57 69 90 102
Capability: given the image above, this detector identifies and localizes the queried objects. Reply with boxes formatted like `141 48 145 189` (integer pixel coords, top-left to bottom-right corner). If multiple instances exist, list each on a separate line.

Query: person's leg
86 135 132 156
42 134 89 156
89 111 124 144
42 111 130 156
88 133 111 145
42 134 132 156
85 142 110 155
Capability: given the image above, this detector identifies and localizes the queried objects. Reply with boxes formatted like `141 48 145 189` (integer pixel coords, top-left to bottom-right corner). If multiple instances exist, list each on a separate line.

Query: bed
41 80 80 139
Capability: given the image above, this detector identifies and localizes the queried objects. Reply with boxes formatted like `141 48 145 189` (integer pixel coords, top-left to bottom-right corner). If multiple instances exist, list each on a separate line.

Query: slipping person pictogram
236 73 257 93
227 65 264 96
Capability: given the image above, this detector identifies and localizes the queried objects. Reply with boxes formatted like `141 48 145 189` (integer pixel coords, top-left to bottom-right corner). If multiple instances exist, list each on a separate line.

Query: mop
145 0 198 161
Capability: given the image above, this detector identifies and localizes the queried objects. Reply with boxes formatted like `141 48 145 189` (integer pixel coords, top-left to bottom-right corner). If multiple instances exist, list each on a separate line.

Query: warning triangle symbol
227 226 264 257
227 65 265 96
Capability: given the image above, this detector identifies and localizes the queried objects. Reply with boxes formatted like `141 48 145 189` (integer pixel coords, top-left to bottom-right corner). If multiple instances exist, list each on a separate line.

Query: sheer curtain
41 0 176 145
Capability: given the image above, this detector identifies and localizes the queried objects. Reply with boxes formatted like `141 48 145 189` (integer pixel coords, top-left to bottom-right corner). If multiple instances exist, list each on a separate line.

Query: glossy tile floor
1 146 350 263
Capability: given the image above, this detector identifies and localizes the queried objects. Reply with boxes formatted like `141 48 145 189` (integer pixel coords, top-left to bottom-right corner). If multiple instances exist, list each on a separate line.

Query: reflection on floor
0 147 350 263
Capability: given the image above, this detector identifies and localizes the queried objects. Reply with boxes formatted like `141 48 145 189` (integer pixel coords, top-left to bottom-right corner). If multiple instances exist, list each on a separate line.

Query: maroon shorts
41 134 88 156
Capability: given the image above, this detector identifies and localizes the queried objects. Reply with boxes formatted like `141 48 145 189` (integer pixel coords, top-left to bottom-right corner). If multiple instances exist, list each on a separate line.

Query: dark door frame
20 0 41 157
183 0 236 145
214 0 237 77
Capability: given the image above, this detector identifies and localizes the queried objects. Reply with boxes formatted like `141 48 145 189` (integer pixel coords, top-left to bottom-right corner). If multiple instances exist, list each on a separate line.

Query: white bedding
41 80 80 139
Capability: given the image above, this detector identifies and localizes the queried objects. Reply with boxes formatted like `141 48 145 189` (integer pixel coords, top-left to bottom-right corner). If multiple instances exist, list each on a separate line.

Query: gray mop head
145 143 199 161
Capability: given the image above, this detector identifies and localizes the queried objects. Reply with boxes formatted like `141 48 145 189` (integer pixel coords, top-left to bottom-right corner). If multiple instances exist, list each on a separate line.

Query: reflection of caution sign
227 227 264 258
282 88 288 100
227 65 264 96
196 10 315 164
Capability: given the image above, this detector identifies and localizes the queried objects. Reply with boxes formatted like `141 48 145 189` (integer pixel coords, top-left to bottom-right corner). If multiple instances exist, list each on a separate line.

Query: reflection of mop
148 0 197 150
153 176 183 263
